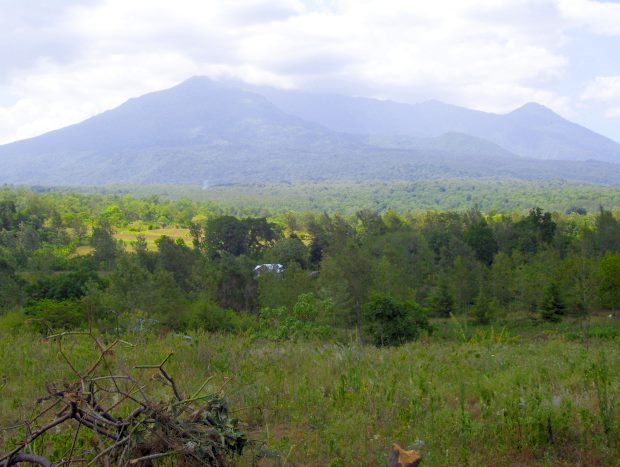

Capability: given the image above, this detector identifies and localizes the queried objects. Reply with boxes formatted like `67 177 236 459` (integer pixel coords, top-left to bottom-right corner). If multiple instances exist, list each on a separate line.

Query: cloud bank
0 0 619 144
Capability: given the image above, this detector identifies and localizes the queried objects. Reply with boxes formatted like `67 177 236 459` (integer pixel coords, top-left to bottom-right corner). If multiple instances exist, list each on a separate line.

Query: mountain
245 85 620 162
1 76 620 186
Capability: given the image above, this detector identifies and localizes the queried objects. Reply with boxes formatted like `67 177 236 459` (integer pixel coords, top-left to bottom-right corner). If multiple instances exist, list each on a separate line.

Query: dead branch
0 453 52 467
1 331 248 466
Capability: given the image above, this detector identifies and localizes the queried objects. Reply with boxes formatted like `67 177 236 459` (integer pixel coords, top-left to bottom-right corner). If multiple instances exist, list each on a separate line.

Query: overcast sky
1 0 619 144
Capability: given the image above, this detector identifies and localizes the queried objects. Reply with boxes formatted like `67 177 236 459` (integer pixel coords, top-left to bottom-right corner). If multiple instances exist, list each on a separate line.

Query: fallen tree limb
1 331 248 466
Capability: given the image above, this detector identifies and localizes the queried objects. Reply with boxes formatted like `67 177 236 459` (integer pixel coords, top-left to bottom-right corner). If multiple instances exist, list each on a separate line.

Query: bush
362 293 431 346
186 296 253 334
257 293 333 341
27 271 103 301
24 299 85 333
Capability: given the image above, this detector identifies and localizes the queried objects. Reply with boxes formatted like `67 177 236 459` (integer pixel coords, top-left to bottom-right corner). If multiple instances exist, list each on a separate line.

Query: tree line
1 188 620 344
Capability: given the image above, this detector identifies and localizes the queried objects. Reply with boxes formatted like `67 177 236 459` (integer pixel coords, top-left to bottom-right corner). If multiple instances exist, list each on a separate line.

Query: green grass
113 227 193 251
1 327 619 465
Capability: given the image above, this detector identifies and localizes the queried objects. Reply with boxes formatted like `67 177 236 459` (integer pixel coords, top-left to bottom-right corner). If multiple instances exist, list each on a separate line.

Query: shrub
24 299 85 333
26 271 103 301
362 293 430 346
257 293 333 341
187 296 253 333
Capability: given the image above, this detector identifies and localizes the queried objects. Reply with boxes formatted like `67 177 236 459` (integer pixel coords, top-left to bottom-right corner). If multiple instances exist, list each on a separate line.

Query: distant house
254 263 285 277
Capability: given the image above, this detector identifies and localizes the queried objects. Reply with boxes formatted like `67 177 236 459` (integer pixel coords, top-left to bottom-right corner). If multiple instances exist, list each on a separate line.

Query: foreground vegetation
1 324 619 465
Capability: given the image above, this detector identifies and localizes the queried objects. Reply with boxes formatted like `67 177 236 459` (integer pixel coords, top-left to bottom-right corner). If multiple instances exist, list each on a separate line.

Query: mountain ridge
2 76 620 186
242 82 620 162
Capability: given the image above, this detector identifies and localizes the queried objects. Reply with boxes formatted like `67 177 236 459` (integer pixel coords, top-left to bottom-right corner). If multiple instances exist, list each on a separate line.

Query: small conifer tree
540 282 565 322
428 281 456 317
471 289 495 324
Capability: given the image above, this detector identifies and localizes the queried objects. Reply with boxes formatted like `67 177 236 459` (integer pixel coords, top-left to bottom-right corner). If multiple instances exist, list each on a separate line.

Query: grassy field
1 321 619 465
68 228 192 256
113 227 193 251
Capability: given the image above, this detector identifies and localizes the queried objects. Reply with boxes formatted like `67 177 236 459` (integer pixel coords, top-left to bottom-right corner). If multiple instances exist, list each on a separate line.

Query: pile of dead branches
0 331 247 466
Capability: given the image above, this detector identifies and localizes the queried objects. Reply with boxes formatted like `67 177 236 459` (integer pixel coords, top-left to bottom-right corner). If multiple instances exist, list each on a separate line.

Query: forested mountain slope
1 77 620 185
249 85 620 162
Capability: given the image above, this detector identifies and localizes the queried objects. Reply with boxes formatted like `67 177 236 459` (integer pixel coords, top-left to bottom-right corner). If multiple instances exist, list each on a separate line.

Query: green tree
107 255 152 313
490 251 513 307
91 223 117 266
540 282 565 322
427 279 456 318
203 216 280 258
204 216 248 257
594 207 620 254
449 256 481 312
265 236 309 268
0 248 23 311
362 294 430 346
356 209 387 238
244 217 281 256
511 207 556 255
599 252 620 311
318 241 372 330
471 288 497 324
464 218 498 265
559 253 598 314
366 230 433 302
258 263 313 310
155 235 196 291
214 256 258 312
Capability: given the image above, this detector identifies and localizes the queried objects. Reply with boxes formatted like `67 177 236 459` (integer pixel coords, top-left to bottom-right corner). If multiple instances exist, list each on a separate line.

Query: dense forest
32 178 620 214
1 187 619 344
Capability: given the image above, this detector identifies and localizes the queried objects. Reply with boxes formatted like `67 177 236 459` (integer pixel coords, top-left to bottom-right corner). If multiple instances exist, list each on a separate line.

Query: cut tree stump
388 443 422 467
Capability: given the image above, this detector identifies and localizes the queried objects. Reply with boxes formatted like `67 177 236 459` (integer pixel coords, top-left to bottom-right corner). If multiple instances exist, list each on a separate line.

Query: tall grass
1 330 618 465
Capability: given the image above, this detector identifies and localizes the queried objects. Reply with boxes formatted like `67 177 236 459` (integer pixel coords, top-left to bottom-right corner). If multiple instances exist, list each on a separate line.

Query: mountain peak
510 102 558 117
177 75 215 87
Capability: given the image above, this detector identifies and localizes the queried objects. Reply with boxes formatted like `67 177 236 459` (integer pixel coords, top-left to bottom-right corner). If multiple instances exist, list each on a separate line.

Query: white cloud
558 0 620 35
582 76 620 117
0 0 616 144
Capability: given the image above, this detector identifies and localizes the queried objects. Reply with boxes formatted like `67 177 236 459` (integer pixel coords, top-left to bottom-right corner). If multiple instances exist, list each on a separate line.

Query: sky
0 0 619 145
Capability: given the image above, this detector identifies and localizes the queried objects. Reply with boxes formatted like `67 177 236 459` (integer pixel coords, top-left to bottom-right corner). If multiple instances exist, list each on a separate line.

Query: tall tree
599 252 620 311
464 218 498 265
594 207 620 254
91 223 117 267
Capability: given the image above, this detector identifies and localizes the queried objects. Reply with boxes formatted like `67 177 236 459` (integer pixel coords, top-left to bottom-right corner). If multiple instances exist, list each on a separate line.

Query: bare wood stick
86 435 131 466
0 411 73 464
158 366 183 402
115 420 147 467
30 400 62 424
73 414 120 441
0 453 52 467
65 419 82 463
129 451 178 464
